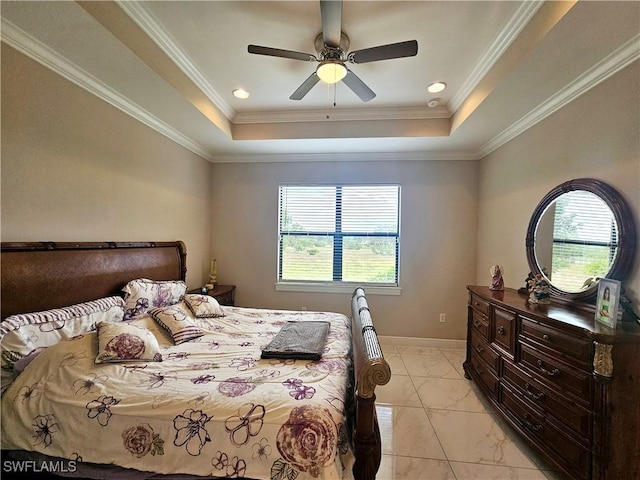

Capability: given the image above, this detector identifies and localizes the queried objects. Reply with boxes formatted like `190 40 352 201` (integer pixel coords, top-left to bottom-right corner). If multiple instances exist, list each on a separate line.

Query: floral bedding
1 306 355 480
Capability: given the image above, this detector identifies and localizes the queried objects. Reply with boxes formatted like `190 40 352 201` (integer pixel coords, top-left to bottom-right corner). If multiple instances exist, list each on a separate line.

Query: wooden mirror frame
525 178 637 303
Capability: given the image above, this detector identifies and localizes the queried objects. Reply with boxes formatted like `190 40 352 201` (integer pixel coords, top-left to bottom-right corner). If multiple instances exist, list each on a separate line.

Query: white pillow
122 278 187 319
183 294 225 318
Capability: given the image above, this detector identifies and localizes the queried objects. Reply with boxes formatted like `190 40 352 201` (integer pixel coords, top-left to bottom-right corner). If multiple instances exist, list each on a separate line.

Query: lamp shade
317 61 347 84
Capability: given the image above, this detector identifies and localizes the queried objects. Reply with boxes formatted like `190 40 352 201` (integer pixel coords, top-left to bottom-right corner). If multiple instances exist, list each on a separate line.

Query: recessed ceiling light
427 82 446 93
233 88 250 99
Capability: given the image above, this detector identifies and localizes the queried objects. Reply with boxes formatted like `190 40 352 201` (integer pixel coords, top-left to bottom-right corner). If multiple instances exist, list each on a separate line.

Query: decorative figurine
205 259 217 290
489 265 504 291
525 272 551 304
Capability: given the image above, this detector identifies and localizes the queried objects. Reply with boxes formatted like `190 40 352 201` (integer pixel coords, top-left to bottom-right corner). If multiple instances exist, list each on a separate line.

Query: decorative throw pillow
149 303 204 345
122 278 187 319
95 321 163 363
183 294 225 318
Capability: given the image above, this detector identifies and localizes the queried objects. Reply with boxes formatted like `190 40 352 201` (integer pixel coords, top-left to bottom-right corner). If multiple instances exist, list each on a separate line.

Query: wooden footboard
351 288 392 480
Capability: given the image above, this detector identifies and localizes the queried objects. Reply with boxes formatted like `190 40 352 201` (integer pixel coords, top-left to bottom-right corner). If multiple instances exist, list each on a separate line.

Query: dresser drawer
466 285 640 480
470 307 489 339
469 293 490 316
501 385 591 480
492 306 516 357
503 360 592 442
470 330 499 373
469 351 499 399
520 343 592 403
520 317 592 368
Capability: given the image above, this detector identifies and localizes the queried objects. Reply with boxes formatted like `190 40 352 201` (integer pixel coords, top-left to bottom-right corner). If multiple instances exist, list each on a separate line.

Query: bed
1 241 390 480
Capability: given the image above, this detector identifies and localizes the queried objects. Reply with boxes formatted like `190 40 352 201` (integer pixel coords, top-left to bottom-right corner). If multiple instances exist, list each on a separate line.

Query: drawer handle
537 360 560 377
497 325 506 335
542 334 550 341
525 383 544 400
474 320 481 328
475 343 484 353
523 413 543 431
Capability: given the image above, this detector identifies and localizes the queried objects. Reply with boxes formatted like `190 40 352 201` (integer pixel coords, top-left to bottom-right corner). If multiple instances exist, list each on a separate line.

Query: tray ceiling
1 1 638 162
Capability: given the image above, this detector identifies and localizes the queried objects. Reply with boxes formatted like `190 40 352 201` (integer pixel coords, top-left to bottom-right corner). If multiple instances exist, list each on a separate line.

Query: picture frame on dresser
595 278 620 328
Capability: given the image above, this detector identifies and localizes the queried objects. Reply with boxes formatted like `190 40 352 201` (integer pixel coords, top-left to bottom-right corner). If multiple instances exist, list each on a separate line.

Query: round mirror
526 179 637 302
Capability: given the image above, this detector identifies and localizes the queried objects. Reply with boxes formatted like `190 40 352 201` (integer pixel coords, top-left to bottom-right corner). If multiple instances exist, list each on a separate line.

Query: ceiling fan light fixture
317 60 347 84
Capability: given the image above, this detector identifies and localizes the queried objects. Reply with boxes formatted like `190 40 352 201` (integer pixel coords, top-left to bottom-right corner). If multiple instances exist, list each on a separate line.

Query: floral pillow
1 296 125 394
95 321 163 363
149 303 204 345
122 278 187 319
183 294 224 318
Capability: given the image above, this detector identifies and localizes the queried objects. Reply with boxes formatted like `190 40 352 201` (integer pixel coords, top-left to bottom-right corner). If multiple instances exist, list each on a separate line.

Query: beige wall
477 60 640 305
1 45 213 288
210 159 478 339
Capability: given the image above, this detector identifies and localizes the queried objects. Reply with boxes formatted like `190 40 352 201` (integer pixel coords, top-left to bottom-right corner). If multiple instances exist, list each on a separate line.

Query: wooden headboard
1 241 187 320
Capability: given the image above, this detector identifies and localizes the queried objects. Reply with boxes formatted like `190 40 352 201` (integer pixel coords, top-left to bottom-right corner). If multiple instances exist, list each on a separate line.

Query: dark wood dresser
464 286 640 480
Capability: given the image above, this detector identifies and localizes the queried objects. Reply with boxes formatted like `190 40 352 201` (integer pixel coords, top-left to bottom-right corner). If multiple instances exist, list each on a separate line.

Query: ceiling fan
247 0 418 102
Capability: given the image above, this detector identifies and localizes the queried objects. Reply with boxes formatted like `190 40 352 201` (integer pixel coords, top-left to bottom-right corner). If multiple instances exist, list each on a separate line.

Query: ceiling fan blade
349 40 418 64
342 70 376 102
248 45 316 62
290 72 321 100
320 0 342 48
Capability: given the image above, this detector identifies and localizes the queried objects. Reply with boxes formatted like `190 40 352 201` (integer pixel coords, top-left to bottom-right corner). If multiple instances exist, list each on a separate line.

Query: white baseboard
379 335 466 350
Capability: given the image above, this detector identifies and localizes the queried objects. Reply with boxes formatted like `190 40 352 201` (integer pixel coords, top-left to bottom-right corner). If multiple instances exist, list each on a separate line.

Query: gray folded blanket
261 321 330 360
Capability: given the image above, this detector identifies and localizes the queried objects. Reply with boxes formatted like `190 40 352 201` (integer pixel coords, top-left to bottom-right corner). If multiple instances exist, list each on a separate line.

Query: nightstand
205 284 236 306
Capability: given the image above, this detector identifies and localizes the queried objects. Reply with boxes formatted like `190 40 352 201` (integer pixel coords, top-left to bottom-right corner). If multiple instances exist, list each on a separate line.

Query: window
549 191 618 291
278 184 400 288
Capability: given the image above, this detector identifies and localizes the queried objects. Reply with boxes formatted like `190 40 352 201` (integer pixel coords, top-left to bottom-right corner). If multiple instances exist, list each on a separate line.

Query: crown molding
116 0 236 121
479 33 640 158
449 0 544 113
211 150 480 164
233 105 451 124
1 18 215 162
5 4 633 165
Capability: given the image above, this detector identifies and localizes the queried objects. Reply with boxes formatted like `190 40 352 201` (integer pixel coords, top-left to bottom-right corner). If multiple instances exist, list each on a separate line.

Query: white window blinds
278 184 400 285
549 191 618 290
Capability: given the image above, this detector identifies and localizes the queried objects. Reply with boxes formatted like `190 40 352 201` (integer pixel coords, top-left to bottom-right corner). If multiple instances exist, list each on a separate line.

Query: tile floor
374 341 565 480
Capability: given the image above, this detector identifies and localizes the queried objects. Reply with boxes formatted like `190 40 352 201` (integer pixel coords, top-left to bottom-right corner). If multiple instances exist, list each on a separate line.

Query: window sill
275 282 402 295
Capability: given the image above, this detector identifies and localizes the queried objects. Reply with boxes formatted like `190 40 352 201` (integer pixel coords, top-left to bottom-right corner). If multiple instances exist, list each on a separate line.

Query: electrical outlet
301 306 307 311
439 313 446 323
